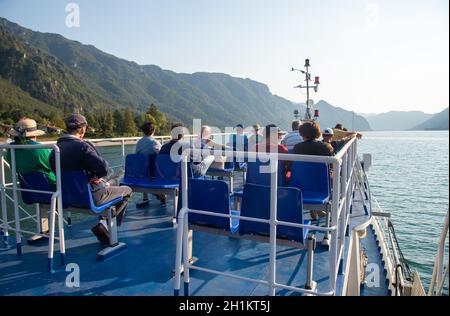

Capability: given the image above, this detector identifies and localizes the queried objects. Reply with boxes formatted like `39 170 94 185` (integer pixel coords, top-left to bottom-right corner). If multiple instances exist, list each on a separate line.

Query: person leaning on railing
49 114 133 245
332 123 363 142
321 128 357 154
5 118 56 242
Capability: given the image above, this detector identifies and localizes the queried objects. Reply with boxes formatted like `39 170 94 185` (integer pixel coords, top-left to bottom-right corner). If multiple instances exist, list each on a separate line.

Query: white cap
322 128 334 136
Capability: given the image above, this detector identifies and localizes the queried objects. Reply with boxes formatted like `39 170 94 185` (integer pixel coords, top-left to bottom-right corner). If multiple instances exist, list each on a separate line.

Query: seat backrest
61 171 91 209
178 178 232 230
18 172 53 205
124 154 151 180
289 161 330 197
240 183 306 243
154 154 181 180
246 160 285 186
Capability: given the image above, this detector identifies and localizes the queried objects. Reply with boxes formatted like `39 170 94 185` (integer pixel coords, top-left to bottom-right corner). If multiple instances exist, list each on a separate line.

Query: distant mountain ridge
0 16 372 131
412 108 449 130
364 111 434 131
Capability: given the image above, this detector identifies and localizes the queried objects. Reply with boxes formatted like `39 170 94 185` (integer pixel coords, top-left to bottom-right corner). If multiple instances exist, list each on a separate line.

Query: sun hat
8 118 45 137
322 128 334 136
253 123 261 131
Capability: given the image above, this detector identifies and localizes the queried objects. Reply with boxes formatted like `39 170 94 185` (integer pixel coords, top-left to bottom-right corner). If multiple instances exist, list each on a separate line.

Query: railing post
0 150 9 247
121 139 126 168
53 146 65 265
9 149 22 255
329 159 341 294
339 153 348 274
268 155 278 296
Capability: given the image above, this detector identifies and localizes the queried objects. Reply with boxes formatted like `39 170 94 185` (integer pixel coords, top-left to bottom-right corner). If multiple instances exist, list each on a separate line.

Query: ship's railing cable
428 209 449 296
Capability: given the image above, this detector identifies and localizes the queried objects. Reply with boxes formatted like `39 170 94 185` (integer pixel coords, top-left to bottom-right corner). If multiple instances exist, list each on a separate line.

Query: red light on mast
314 76 320 85
314 110 319 118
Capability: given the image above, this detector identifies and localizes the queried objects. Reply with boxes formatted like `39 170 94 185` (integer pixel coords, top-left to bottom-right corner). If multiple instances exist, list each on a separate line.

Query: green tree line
0 104 172 138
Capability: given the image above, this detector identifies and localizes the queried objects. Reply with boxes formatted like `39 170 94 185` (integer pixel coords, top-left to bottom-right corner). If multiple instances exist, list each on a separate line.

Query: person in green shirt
6 118 56 242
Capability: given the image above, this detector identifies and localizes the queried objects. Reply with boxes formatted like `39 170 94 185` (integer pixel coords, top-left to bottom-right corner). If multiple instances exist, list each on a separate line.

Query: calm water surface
358 131 449 291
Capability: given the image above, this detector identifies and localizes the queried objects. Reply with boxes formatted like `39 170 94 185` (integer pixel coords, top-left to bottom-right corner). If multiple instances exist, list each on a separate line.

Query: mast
292 59 320 121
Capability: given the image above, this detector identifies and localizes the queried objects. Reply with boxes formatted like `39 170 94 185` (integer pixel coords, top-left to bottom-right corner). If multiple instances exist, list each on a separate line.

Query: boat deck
0 176 388 296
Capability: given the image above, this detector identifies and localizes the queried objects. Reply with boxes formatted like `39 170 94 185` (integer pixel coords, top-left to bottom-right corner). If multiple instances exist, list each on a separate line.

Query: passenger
248 124 262 149
135 121 161 155
227 124 248 152
322 128 355 154
193 125 228 170
194 125 227 151
135 121 163 207
293 121 334 156
6 118 55 242
281 120 303 152
50 114 133 245
293 121 333 220
253 124 290 183
160 123 214 178
332 123 363 141
228 124 249 169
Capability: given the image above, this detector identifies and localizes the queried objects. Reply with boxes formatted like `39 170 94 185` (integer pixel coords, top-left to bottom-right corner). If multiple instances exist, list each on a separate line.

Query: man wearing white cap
322 127 355 154
6 118 55 241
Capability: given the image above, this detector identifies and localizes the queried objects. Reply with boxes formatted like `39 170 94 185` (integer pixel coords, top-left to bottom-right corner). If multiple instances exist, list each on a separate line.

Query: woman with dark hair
293 121 334 156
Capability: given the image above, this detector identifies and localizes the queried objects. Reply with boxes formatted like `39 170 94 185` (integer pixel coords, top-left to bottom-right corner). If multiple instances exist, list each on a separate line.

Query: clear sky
0 0 448 114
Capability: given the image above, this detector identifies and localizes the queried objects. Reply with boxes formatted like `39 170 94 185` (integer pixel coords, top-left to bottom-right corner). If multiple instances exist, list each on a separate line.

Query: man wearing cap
6 118 56 242
322 127 355 154
50 114 133 245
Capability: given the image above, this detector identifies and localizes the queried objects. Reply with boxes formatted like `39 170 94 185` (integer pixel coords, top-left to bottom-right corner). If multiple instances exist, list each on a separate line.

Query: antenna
291 58 321 121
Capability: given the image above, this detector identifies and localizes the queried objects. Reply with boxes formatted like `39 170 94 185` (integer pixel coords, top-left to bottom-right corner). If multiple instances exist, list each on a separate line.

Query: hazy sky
0 0 448 114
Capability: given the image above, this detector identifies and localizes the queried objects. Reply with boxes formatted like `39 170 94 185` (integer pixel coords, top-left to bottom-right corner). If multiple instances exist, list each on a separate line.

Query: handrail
428 209 449 296
174 137 360 296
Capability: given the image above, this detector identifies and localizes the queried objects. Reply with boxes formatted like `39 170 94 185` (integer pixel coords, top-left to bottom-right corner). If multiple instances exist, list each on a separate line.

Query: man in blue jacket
51 114 132 244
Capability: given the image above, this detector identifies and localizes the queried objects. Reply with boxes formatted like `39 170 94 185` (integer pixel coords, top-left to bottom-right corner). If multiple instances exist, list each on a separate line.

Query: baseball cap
322 128 334 136
65 114 88 129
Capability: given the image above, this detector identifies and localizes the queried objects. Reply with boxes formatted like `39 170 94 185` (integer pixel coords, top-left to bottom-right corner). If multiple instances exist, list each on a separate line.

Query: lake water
357 131 449 292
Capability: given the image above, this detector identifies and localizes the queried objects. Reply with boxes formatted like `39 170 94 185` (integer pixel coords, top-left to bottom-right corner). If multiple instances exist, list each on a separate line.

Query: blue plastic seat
179 178 238 232
289 162 330 205
61 171 123 214
239 183 310 244
18 172 53 205
245 160 286 186
121 154 184 189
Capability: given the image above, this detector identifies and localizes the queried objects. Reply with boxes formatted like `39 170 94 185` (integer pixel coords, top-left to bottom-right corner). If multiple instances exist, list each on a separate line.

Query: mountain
0 16 371 132
412 108 449 130
365 111 434 131
313 100 372 131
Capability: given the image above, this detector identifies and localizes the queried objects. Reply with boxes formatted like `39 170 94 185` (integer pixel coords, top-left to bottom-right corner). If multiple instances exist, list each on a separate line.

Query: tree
50 112 65 128
113 110 124 135
146 103 170 135
122 108 137 136
99 110 114 137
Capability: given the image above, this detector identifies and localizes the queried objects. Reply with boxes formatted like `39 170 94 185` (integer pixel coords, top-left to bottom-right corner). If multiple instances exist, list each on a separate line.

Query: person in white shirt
281 120 303 152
